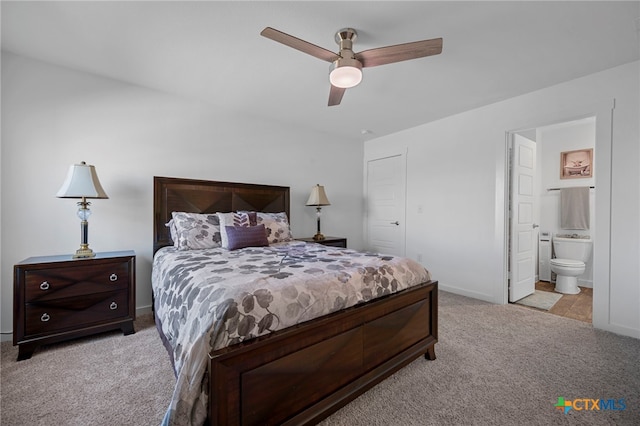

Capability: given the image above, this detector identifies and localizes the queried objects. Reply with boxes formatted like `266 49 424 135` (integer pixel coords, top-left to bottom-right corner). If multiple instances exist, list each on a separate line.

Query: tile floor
535 281 593 323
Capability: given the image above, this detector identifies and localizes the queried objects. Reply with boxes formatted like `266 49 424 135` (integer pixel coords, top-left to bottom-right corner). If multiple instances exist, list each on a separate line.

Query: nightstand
13 250 136 361
297 237 347 248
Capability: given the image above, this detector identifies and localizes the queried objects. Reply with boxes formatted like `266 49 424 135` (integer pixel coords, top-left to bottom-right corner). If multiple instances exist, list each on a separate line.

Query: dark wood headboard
153 176 290 254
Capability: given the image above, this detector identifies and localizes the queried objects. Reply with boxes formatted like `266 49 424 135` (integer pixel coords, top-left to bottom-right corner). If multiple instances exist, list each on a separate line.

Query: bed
152 176 438 426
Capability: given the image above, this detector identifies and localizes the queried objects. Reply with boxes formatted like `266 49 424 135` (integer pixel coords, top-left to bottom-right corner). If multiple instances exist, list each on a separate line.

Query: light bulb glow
329 66 363 88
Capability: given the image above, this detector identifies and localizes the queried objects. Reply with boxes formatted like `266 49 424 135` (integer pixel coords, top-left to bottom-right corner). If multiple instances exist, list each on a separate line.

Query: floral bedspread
152 241 431 426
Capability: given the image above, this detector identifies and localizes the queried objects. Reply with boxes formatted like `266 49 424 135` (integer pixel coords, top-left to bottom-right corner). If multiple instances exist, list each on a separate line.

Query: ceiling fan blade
328 85 346 106
356 37 443 68
261 27 339 63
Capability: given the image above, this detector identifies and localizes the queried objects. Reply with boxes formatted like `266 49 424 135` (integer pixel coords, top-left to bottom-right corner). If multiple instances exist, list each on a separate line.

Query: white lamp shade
56 162 108 199
306 184 330 206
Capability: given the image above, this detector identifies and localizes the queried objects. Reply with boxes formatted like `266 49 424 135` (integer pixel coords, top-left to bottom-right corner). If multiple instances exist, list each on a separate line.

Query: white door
509 134 537 302
366 154 406 256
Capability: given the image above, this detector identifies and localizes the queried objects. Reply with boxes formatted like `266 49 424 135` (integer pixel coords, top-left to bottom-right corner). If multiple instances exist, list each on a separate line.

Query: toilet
550 235 592 294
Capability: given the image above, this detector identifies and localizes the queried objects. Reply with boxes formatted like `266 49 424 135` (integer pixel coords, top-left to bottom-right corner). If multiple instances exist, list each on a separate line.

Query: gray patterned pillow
257 212 293 244
170 212 221 250
166 219 178 245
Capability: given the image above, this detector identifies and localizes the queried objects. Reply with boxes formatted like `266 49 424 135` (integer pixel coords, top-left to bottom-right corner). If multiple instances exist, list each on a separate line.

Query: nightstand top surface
17 250 135 265
297 237 344 242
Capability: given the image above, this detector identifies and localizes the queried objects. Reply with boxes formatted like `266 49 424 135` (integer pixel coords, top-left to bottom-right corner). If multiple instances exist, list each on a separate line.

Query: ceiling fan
260 27 443 106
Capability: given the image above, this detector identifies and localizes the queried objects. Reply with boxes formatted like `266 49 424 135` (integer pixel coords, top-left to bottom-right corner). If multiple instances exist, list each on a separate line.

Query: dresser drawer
24 261 130 302
25 290 129 335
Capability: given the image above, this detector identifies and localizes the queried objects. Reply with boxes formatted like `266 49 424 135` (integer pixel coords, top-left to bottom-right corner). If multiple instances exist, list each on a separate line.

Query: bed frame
153 176 438 425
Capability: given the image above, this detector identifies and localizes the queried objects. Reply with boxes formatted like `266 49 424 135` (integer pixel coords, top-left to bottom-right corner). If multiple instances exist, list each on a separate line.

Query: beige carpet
515 289 563 310
0 314 174 426
2 291 639 425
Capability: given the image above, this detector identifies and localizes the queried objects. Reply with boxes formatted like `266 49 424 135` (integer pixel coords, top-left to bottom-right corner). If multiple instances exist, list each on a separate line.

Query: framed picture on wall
560 148 593 179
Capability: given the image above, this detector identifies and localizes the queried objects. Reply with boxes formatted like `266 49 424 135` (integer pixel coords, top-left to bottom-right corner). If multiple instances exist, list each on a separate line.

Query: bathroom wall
538 117 596 286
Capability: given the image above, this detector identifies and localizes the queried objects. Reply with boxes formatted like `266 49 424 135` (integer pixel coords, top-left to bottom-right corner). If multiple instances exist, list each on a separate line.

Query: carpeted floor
0 314 175 426
2 291 638 425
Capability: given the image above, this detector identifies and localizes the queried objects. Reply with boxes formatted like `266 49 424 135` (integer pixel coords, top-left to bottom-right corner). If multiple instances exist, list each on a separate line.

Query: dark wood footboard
209 280 438 425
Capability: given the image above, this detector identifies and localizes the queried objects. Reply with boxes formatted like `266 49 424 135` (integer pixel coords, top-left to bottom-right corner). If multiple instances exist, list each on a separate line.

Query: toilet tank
553 236 592 262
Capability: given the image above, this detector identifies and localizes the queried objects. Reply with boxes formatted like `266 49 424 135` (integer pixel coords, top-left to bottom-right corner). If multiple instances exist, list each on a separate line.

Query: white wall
0 52 364 337
365 61 639 338
538 118 596 286
3 53 638 340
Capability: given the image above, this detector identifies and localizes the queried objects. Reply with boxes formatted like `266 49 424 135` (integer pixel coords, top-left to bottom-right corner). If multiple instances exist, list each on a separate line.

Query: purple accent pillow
225 224 269 250
217 212 252 248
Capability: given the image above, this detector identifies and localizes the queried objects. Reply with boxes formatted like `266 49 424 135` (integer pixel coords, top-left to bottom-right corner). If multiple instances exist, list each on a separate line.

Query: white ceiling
2 1 639 141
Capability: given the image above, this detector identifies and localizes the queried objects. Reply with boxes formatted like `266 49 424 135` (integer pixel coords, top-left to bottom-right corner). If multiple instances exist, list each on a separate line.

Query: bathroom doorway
507 117 596 323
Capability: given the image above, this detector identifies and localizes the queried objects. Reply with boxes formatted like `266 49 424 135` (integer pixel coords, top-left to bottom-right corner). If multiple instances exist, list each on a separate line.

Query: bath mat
515 290 562 311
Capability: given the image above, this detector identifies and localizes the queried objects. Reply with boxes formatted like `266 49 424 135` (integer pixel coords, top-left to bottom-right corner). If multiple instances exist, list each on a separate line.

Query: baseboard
136 305 153 317
438 283 495 303
593 320 640 339
578 279 593 288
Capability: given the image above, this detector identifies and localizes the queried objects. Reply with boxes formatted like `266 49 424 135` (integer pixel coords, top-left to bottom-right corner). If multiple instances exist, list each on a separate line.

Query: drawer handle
40 281 50 291
40 313 50 322
109 274 118 282
110 302 118 310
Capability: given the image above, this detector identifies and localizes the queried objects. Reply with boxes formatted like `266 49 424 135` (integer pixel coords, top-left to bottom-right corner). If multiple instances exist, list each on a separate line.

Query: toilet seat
550 258 584 268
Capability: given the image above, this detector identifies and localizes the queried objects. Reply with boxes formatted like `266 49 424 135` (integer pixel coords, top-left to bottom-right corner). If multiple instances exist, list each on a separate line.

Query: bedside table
297 237 347 248
13 250 136 361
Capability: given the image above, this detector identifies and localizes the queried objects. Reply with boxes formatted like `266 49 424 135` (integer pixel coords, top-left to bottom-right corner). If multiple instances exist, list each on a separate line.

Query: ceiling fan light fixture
329 58 363 89
261 26 443 106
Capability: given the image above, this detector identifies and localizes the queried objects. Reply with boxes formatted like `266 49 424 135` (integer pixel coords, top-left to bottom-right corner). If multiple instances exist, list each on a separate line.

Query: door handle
532 223 539 229
391 221 399 226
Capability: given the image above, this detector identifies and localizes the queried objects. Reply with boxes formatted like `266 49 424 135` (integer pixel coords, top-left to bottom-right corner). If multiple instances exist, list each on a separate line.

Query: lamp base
312 233 325 241
73 246 96 259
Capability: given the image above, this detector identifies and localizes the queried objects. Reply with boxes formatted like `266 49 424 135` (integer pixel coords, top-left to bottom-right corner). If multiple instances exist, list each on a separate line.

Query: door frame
500 100 613 333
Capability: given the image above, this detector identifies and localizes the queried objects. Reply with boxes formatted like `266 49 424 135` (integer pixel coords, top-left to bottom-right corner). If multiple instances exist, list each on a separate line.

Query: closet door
366 153 406 257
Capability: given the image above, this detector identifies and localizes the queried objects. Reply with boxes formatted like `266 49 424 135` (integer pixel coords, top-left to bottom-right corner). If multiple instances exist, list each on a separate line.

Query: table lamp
56 161 108 258
306 184 330 241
